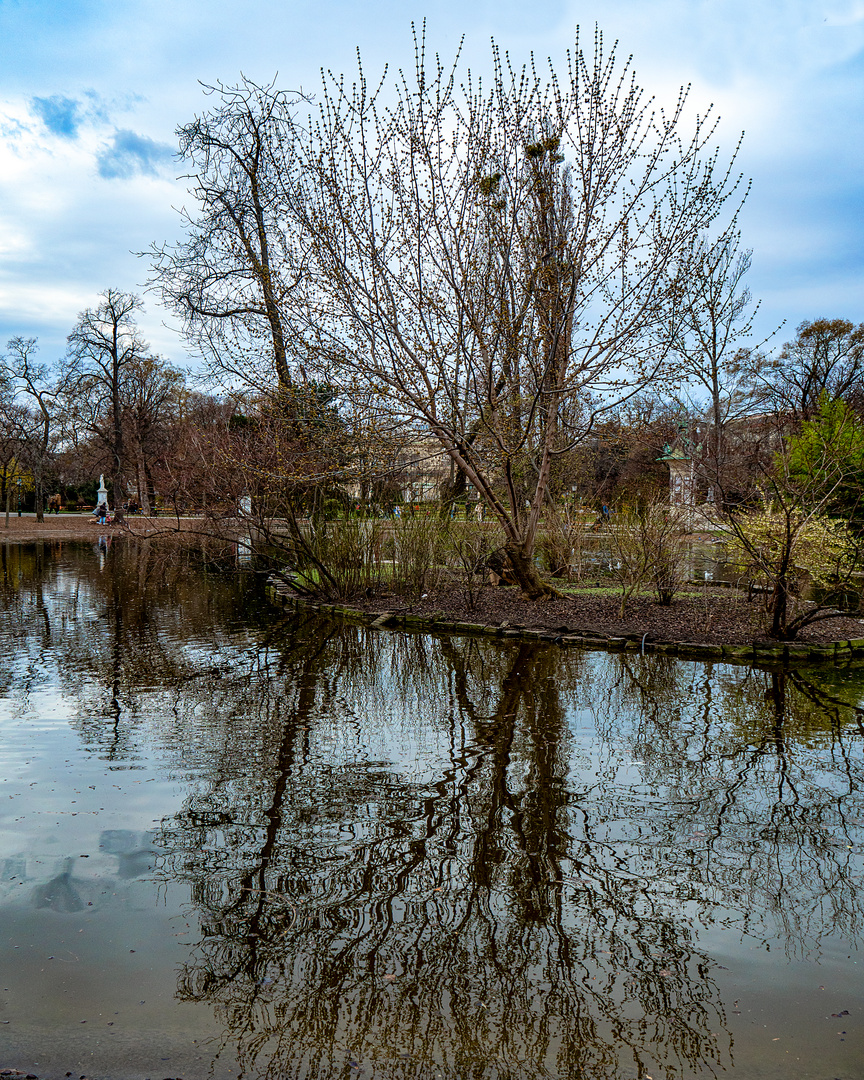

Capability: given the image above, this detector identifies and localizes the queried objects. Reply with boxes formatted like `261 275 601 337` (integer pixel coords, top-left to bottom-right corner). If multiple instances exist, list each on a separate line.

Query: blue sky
0 0 862 369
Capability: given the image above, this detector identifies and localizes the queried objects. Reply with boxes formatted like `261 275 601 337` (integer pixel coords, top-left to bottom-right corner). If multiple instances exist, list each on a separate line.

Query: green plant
726 503 862 636
785 395 864 531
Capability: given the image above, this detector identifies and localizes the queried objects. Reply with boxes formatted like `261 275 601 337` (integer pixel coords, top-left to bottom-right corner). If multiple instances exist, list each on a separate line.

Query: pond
1 538 863 1080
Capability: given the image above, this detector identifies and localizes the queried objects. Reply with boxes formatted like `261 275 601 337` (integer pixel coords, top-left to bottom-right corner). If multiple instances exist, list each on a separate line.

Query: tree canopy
275 29 747 594
786 394 864 530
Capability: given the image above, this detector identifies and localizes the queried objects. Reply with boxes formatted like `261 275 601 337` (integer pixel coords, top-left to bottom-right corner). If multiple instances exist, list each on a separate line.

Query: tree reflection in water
595 654 864 958
5 542 864 1079
159 614 864 1080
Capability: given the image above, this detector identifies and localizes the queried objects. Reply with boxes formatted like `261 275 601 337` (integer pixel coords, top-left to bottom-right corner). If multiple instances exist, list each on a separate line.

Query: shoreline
6 522 862 666
266 576 864 667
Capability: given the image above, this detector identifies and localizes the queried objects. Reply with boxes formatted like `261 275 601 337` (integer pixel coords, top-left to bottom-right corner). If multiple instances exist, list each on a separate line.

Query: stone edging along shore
265 576 864 668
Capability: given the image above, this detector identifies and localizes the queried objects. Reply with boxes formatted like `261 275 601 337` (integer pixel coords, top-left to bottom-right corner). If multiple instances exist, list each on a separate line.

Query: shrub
537 516 592 581
390 514 447 597
608 502 689 615
293 517 386 599
442 521 495 609
727 508 860 599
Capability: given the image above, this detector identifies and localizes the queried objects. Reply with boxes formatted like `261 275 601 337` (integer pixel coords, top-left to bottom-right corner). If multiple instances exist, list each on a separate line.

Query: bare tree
0 372 24 527
148 78 307 394
63 290 149 509
145 391 234 517
747 318 864 422
121 356 185 513
0 337 58 522
289 29 746 597
670 227 773 486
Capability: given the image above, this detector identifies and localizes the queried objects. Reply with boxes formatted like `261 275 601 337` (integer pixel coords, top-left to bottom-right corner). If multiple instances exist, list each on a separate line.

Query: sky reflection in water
1 538 863 1080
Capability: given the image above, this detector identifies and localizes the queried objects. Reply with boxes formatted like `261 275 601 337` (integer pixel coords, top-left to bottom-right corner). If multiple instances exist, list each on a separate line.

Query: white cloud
0 0 860 363
0 95 185 357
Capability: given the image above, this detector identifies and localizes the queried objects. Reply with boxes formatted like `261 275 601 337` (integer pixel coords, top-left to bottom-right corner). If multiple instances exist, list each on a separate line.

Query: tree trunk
112 344 124 511
504 540 559 600
769 574 790 640
112 462 123 512
35 407 50 524
143 460 156 515
438 430 483 518
438 471 468 519
136 445 151 515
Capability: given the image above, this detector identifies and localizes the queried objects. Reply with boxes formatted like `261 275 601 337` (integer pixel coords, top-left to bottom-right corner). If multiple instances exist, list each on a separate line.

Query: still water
1 539 863 1080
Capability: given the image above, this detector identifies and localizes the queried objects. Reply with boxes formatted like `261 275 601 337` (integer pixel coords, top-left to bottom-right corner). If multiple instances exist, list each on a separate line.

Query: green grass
557 584 621 598
557 583 738 600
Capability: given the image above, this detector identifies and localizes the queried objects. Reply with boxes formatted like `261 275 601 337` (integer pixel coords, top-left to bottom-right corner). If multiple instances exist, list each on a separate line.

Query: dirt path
0 512 202 542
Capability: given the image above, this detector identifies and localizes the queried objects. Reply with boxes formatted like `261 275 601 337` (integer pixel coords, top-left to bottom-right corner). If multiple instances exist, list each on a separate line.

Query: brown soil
345 583 864 646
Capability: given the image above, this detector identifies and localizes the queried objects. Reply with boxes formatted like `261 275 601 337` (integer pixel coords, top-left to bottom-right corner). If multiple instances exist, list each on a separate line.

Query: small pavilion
656 445 694 507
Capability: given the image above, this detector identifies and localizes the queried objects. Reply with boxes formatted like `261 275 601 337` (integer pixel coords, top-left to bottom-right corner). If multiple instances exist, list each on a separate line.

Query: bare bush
289 518 386 600
537 513 594 582
390 514 447 598
609 503 689 615
443 521 496 610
